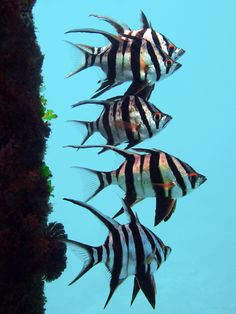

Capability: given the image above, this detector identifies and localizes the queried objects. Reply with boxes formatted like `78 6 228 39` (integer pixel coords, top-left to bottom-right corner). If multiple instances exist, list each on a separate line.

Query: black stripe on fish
149 152 165 197
107 42 119 81
122 225 129 248
97 246 103 262
105 172 112 185
122 96 136 143
166 155 187 196
142 226 162 264
124 155 137 205
151 29 166 60
177 159 197 189
135 97 153 137
104 230 123 308
146 41 161 81
130 38 142 82
102 105 114 146
129 222 145 274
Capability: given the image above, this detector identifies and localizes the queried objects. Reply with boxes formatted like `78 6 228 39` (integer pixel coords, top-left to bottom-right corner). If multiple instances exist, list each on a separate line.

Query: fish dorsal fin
140 10 150 29
132 147 162 154
130 277 140 305
121 199 136 223
90 14 131 33
71 99 112 108
66 144 136 158
65 28 121 45
63 198 120 231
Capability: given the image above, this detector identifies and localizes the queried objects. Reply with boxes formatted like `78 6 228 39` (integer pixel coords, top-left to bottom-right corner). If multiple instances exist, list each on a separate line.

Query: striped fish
65 26 182 98
63 198 171 308
90 11 185 61
71 95 172 152
67 145 207 226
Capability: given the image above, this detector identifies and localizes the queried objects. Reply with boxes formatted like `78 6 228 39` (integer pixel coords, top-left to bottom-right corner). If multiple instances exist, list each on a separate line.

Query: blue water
34 1 236 313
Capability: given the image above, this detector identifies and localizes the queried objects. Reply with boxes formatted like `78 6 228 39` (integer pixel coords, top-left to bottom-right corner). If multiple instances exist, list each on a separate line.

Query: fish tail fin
65 41 96 78
64 239 102 285
75 167 113 201
69 120 96 145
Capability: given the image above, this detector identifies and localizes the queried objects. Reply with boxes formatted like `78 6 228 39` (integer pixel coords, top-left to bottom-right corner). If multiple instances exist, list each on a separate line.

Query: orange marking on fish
140 57 149 74
154 182 175 188
188 172 197 177
114 120 140 132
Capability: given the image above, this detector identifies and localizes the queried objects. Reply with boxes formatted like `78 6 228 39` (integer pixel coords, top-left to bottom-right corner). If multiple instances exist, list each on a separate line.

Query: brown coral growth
0 1 67 313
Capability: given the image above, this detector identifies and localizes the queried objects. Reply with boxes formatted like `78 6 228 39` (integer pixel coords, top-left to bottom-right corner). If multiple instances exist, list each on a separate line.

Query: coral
0 1 67 313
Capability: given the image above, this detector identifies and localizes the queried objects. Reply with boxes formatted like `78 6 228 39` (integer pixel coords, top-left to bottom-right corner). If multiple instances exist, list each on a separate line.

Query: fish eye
168 44 175 54
154 112 162 121
165 59 173 67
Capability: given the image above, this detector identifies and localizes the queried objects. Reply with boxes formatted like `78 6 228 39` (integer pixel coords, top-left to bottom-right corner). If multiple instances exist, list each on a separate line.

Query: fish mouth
199 174 207 185
174 63 182 72
163 114 172 127
177 48 185 58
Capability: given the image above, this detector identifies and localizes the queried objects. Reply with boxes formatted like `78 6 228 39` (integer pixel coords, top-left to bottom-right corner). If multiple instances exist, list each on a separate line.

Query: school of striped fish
62 11 207 309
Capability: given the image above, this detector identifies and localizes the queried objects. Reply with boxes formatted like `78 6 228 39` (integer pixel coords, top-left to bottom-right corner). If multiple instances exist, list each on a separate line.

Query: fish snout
163 114 172 127
199 174 207 185
177 48 185 58
174 62 182 72
165 246 172 260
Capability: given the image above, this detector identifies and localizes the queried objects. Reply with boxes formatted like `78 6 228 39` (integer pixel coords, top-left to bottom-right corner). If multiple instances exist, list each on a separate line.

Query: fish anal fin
104 277 125 308
164 199 177 222
92 80 122 99
65 28 121 45
136 273 156 309
154 197 176 226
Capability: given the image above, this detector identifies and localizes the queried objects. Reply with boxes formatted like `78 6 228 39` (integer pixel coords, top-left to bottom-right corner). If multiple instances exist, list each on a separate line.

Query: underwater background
34 1 236 313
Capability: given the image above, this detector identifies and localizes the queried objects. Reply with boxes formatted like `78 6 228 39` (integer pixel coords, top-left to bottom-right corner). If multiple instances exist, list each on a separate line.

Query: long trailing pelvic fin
72 99 112 108
65 28 121 45
66 144 137 158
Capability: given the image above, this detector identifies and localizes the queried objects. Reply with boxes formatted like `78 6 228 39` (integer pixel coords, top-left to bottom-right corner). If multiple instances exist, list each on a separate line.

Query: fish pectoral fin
130 277 140 306
154 197 177 226
136 273 156 309
145 247 157 264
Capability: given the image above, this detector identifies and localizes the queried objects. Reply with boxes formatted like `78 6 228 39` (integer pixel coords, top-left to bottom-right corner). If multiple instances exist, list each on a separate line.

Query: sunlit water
34 1 236 313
